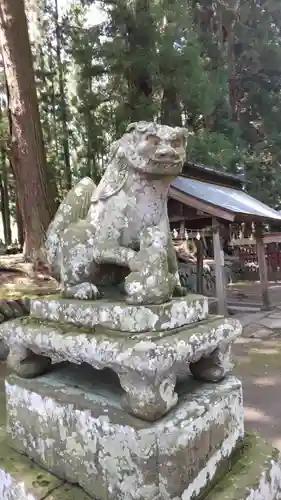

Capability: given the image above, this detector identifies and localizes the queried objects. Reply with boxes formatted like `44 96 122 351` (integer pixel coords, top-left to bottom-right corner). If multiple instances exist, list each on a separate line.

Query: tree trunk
161 85 182 127
54 0 71 191
15 195 24 249
126 0 155 122
0 0 55 263
0 149 11 245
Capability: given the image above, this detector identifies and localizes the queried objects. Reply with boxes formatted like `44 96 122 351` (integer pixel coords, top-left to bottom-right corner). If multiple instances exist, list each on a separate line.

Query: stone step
6 367 244 500
228 303 261 314
29 294 209 333
204 434 281 500
1 314 242 420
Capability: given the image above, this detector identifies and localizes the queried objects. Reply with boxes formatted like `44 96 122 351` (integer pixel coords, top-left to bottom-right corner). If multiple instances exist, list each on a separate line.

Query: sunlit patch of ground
233 337 281 450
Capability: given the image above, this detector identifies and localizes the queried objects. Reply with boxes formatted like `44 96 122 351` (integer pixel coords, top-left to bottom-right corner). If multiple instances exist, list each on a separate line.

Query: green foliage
187 130 242 172
2 0 281 215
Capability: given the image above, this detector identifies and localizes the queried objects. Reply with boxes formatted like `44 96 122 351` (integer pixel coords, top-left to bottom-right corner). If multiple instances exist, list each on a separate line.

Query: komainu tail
45 177 96 279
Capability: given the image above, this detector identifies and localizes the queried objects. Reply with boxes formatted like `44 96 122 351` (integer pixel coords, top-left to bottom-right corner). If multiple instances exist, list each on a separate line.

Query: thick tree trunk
15 195 24 249
0 0 55 263
0 150 11 245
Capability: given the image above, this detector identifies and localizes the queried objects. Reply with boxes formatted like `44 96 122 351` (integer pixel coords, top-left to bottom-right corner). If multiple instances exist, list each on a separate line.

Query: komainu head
116 121 188 176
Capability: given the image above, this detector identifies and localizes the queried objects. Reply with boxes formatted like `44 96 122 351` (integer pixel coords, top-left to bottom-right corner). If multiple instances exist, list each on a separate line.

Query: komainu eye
146 134 160 146
171 138 182 149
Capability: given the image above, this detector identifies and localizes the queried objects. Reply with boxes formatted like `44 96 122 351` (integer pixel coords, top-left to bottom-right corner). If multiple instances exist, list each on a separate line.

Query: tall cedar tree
0 0 55 263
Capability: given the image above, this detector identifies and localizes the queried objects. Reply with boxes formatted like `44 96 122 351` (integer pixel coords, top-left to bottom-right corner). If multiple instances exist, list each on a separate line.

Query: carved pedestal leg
7 345 51 378
119 372 178 421
189 343 233 383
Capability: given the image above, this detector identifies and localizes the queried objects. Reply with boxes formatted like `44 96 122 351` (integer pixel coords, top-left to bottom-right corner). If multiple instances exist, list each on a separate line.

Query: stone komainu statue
45 121 188 304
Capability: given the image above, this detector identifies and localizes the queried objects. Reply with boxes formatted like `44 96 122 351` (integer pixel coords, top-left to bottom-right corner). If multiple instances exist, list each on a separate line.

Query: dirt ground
233 336 281 450
0 254 58 299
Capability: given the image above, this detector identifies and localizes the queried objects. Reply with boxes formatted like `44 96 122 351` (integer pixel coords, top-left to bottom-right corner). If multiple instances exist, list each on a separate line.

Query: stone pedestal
2 299 241 421
6 365 244 500
2 295 281 499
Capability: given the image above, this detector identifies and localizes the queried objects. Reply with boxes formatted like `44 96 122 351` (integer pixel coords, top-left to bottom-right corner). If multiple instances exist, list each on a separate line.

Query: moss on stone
204 433 281 499
0 434 92 499
47 484 91 499
0 438 62 498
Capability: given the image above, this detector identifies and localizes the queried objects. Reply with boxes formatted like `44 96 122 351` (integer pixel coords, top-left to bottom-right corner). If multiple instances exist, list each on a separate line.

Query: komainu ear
126 122 137 133
126 121 153 134
91 160 128 203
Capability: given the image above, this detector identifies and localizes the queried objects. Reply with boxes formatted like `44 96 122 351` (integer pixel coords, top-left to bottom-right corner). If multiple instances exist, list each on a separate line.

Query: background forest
0 0 281 262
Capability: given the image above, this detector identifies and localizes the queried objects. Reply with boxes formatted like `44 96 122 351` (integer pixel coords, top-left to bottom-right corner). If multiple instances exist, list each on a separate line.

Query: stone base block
0 437 90 499
6 365 244 500
30 294 209 333
1 432 281 500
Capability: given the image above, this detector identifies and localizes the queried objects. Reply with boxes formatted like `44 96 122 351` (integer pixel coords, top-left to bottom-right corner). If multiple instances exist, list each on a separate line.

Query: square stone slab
30 294 209 333
2 315 242 420
6 366 244 500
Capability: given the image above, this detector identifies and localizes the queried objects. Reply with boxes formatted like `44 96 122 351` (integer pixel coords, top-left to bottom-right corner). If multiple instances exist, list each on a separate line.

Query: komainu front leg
167 233 187 297
60 221 100 300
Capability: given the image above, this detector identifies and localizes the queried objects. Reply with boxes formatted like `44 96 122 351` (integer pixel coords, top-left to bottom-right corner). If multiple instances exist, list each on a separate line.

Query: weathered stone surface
0 298 30 361
30 294 209 333
0 340 9 361
258 313 281 330
6 367 244 500
1 431 280 500
204 434 281 500
45 122 188 304
2 315 242 420
7 345 52 378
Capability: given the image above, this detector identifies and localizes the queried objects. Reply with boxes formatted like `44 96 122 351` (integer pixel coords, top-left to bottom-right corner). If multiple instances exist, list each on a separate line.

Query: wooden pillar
196 238 204 294
212 218 228 316
255 223 270 310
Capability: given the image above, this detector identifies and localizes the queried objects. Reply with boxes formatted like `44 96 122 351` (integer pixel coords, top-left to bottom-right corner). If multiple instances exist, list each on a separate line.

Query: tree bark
0 149 11 245
54 0 72 191
15 195 24 249
0 0 55 263
161 85 182 127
